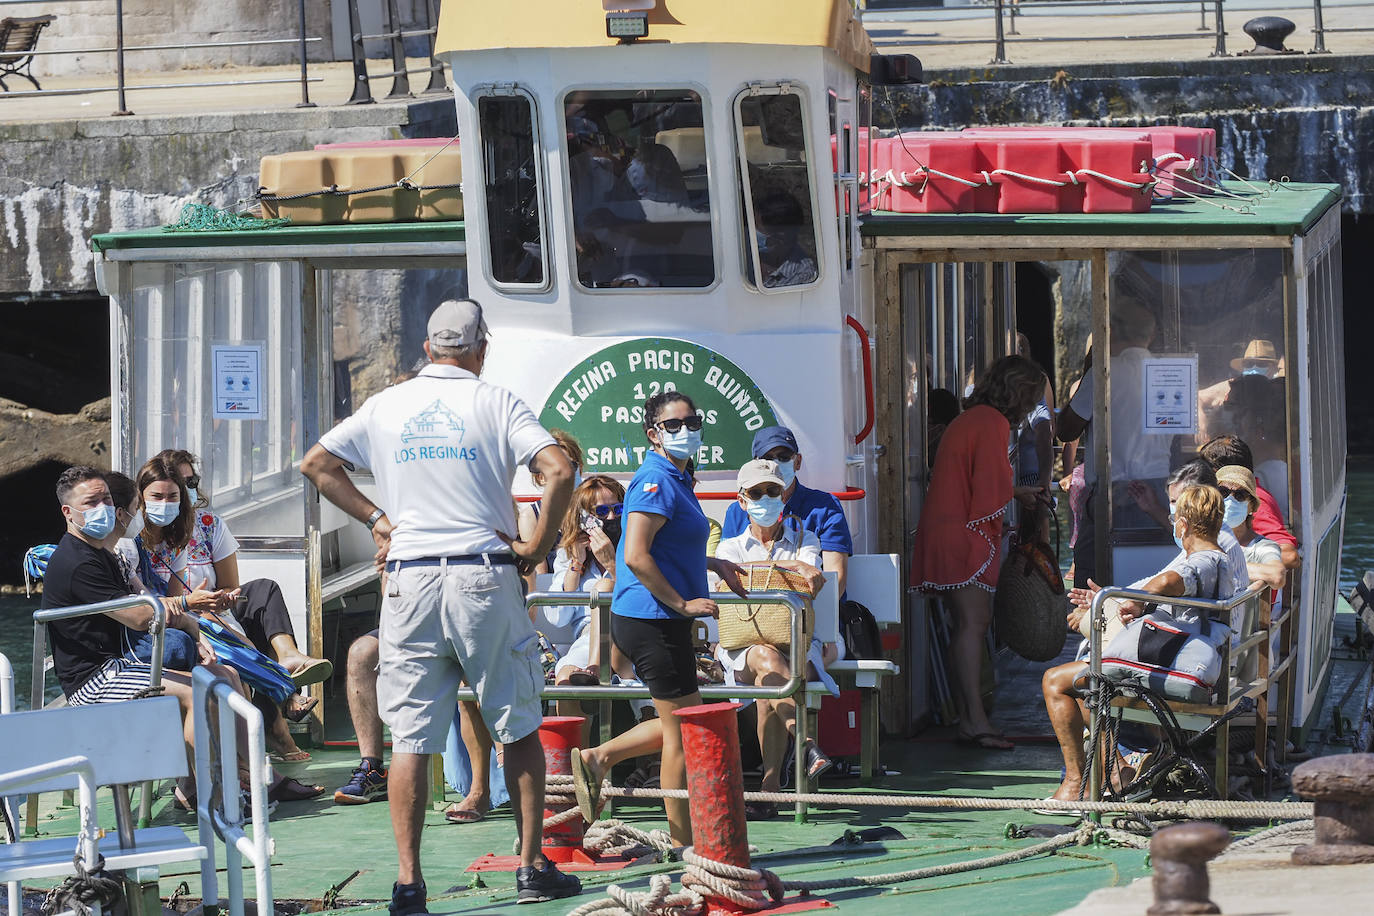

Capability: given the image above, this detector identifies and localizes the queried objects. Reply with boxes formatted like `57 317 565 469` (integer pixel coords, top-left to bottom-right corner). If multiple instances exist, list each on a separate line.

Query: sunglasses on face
1217 486 1252 501
744 485 783 500
592 503 623 519
184 474 201 490
764 450 795 463
656 415 704 433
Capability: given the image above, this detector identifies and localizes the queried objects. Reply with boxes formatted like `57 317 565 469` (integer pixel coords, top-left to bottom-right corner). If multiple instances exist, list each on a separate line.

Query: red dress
910 404 1014 593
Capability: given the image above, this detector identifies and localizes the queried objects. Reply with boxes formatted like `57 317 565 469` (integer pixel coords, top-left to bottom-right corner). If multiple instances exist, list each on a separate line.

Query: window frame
733 81 824 296
473 83 553 294
556 81 722 296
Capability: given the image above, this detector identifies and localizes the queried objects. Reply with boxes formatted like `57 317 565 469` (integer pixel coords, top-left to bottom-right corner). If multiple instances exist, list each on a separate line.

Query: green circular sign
539 338 779 473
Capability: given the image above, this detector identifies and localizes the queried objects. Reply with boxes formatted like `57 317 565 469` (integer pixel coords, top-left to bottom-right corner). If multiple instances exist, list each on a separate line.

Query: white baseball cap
427 299 488 347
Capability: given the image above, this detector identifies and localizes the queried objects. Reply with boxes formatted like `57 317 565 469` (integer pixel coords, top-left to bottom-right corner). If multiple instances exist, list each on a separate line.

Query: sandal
269 749 312 763
557 669 599 687
268 775 326 803
288 658 334 688
569 748 602 823
173 786 197 812
956 731 1015 751
284 694 319 723
444 804 488 824
802 741 834 780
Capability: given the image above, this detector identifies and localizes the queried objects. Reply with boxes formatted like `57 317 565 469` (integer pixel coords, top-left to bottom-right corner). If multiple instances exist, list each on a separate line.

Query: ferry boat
2 2 1355 915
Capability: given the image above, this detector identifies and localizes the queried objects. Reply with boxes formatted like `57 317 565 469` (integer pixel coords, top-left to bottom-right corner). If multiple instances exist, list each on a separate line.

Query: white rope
565 873 705 916
583 818 675 856
1217 819 1316 859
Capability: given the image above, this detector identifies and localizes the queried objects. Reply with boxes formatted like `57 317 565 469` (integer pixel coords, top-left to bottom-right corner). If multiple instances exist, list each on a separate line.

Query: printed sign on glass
539 338 778 473
211 344 266 420
1141 356 1198 436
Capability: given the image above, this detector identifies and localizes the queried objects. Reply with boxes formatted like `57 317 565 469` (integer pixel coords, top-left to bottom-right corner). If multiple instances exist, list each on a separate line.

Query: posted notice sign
212 344 266 420
1141 356 1197 435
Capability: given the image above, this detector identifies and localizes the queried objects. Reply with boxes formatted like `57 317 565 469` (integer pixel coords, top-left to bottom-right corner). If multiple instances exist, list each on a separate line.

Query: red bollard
676 702 751 869
467 714 640 873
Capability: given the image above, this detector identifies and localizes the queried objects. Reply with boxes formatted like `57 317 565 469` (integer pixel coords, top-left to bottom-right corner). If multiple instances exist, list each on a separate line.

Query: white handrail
192 667 273 916
0 756 101 916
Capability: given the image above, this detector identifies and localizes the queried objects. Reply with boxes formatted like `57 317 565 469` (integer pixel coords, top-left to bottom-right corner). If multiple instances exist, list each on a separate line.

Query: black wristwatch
365 508 385 530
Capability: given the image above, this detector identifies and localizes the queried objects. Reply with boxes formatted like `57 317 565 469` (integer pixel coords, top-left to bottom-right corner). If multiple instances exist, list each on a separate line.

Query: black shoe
803 740 834 780
516 860 582 904
389 881 428 916
779 738 796 789
745 801 778 821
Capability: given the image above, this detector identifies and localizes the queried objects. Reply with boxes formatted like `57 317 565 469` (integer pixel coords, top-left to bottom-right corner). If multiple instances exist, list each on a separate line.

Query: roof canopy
436 0 874 73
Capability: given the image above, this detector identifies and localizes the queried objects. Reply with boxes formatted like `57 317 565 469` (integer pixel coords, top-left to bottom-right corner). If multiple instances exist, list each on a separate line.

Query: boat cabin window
1097 249 1290 542
563 88 715 289
478 90 548 288
736 88 821 291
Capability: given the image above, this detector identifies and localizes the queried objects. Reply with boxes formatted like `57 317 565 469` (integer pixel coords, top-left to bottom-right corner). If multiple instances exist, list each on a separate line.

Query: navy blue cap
751 426 798 459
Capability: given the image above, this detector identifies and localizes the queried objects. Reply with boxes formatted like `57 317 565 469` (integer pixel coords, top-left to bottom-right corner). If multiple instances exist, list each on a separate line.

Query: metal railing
865 0 1374 64
1085 582 1271 805
0 0 320 115
1 651 16 916
28 594 166 834
345 0 447 105
502 590 815 818
192 667 273 916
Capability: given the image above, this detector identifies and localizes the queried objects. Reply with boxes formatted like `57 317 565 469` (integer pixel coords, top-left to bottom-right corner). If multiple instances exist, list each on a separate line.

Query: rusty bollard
1148 822 1230 915
1292 753 1374 865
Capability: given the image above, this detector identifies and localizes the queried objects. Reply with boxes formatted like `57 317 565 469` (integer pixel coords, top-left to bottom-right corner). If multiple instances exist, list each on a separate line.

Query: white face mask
145 499 181 528
123 508 145 541
744 495 784 528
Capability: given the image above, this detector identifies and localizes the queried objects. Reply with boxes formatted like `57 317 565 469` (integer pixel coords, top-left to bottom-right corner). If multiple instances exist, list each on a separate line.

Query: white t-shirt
182 511 240 591
1068 347 1173 484
115 537 187 593
1241 532 1282 567
318 363 557 560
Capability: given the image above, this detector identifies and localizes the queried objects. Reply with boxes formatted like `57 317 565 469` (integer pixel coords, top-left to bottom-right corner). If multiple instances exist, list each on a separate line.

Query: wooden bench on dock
0 15 56 92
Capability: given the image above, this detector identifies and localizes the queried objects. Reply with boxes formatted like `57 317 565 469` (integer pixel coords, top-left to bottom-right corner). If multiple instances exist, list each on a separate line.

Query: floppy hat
1215 464 1259 512
737 459 784 492
1230 339 1278 372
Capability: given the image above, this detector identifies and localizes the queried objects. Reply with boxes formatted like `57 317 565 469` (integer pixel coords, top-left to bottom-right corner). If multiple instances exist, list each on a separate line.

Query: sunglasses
184 474 201 490
764 449 796 463
592 503 623 519
743 485 783 500
1217 485 1252 501
656 415 704 433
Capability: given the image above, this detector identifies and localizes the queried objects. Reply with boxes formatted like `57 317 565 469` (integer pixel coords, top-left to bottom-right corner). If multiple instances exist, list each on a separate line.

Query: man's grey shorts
378 560 544 754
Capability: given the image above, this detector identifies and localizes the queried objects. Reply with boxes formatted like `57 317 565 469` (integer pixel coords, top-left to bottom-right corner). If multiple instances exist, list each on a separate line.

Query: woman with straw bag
713 459 832 820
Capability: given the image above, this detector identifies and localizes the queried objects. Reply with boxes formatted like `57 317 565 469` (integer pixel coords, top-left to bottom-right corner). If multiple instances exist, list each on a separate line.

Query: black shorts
611 613 699 701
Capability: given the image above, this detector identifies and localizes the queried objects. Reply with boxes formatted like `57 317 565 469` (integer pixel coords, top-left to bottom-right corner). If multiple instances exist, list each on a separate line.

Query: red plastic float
466 715 641 873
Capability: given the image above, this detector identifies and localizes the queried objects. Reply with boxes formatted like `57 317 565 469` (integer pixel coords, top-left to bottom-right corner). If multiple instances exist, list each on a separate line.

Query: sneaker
516 860 582 904
389 881 428 916
335 761 388 804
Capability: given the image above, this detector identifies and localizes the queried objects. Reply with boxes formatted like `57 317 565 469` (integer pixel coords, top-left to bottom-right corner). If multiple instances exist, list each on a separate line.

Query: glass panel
564 88 714 289
737 90 820 290
1307 240 1346 519
479 93 546 287
1104 249 1288 542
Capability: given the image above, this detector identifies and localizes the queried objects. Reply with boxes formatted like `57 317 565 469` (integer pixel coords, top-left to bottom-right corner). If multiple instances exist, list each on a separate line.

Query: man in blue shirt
722 426 854 595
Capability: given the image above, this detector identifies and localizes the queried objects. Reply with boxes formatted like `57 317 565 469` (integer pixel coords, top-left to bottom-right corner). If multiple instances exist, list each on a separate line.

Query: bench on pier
0 15 56 92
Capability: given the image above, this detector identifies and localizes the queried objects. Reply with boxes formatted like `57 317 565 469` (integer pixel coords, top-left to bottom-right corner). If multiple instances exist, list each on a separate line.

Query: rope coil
41 853 122 916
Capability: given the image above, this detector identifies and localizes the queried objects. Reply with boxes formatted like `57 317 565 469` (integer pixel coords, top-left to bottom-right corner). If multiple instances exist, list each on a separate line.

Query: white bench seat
0 827 207 882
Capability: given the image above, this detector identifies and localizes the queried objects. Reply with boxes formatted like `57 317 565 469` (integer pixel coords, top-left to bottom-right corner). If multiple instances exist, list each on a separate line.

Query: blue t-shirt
612 451 711 620
722 480 854 555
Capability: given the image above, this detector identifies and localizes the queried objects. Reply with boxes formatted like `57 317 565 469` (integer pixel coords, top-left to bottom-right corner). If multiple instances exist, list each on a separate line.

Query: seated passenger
516 430 584 591
713 459 833 819
1041 484 1239 805
1199 435 1300 570
753 192 818 288
1215 465 1286 591
549 475 623 689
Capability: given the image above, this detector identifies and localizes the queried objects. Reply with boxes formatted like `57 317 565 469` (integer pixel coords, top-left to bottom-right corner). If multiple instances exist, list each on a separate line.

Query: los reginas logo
539 339 778 473
395 399 479 463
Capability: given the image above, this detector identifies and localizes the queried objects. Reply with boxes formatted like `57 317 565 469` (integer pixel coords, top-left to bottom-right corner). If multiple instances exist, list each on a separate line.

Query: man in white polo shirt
302 299 580 912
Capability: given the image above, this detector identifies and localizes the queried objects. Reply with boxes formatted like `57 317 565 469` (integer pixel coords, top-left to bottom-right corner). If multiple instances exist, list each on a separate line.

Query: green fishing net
162 203 291 233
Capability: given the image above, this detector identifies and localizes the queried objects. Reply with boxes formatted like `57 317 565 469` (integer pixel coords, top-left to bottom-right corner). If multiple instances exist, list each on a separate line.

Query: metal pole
990 0 1010 64
295 0 315 108
1312 0 1329 52
422 0 447 94
1008 0 1019 36
345 0 374 105
384 0 412 99
1198 0 1209 31
113 0 132 116
1211 0 1227 56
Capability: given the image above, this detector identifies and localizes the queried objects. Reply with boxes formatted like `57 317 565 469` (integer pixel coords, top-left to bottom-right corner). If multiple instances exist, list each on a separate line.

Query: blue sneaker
389 881 427 916
334 761 388 804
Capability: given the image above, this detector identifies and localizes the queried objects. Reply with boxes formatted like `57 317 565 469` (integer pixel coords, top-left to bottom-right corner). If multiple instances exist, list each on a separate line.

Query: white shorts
379 560 544 753
68 657 155 706
715 638 840 708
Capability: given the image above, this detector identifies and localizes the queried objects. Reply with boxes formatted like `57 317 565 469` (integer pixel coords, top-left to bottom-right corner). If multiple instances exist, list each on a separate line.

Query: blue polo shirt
722 480 854 555
612 451 711 620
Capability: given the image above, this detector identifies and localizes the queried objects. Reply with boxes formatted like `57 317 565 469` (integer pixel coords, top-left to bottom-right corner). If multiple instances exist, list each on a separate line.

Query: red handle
846 314 875 446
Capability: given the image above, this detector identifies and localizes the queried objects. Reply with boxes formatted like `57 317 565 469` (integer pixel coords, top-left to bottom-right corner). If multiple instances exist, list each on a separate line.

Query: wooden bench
0 15 56 92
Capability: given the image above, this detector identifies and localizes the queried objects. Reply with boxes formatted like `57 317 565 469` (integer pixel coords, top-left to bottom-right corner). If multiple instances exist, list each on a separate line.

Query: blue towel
196 615 296 704
442 704 509 808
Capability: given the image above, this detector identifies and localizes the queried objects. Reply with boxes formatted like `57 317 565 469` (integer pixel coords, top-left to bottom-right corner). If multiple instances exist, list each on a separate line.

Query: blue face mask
745 495 784 528
77 503 116 540
775 459 796 490
1222 495 1249 529
659 428 702 461
1173 524 1186 550
185 486 199 505
145 499 181 528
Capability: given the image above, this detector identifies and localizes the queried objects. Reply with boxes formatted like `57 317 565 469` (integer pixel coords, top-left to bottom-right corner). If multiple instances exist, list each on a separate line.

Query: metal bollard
1148 822 1230 915
1292 754 1374 865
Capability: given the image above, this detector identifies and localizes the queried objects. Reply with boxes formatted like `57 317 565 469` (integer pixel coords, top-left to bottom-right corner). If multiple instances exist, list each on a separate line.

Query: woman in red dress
912 355 1048 750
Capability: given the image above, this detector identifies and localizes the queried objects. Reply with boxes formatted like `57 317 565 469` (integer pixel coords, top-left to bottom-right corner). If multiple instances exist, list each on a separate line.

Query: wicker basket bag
992 539 1068 662
716 562 815 652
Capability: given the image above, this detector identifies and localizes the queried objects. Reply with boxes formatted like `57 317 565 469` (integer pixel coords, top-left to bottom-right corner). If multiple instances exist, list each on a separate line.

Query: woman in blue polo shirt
571 391 745 846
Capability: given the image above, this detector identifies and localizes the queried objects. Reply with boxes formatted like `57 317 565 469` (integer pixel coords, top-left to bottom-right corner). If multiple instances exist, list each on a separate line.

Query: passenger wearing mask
1199 435 1300 570
1214 465 1287 591
722 426 853 597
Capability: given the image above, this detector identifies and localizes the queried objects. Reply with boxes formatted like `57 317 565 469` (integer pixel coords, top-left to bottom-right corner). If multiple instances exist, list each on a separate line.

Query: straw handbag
717 562 814 652
992 510 1067 662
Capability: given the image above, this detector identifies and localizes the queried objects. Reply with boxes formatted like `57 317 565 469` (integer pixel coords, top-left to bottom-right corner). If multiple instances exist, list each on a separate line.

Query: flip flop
1030 797 1088 818
269 749 312 763
283 694 319 723
173 786 197 812
569 747 601 823
444 805 488 824
289 658 334 688
955 731 1015 751
268 775 326 803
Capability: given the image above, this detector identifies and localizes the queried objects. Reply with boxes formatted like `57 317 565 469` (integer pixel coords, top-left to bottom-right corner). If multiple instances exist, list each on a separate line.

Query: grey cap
427 299 488 347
